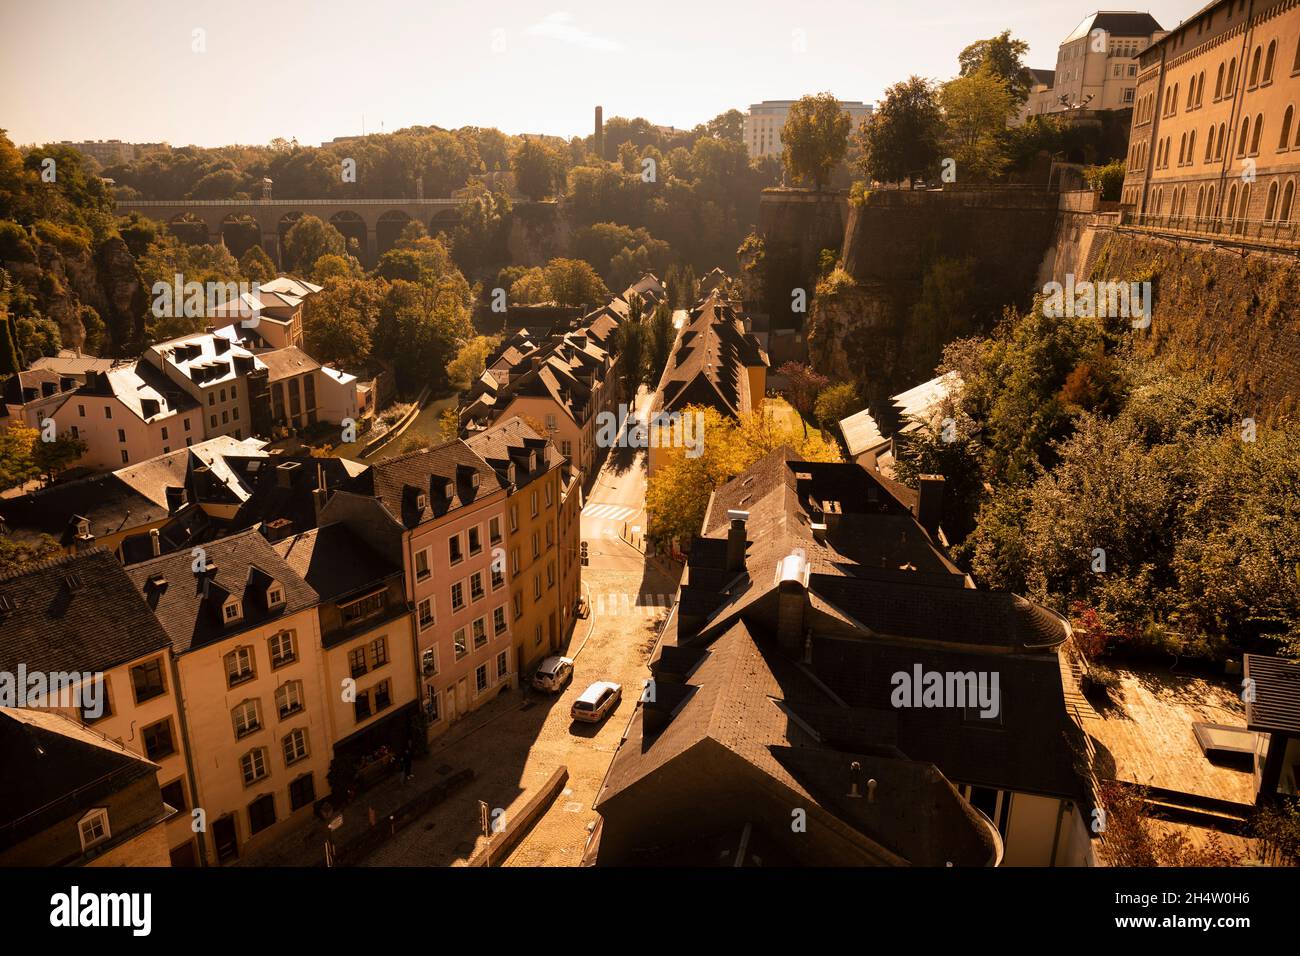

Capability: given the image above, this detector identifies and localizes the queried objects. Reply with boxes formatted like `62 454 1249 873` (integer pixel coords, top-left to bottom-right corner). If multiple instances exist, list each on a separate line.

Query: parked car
532 656 574 693
571 681 622 723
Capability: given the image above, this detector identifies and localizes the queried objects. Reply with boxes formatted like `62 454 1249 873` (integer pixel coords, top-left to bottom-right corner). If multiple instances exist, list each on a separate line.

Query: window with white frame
232 699 261 738
448 533 463 565
470 571 484 602
78 809 110 851
415 547 431 581
475 664 489 694
268 630 296 668
282 728 309 766
489 516 502 545
421 647 438 677
240 748 268 786
472 617 488 649
451 581 464 611
454 627 467 660
276 680 303 719
468 525 482 555
493 606 507 635
418 598 435 629
496 651 509 680
225 647 255 687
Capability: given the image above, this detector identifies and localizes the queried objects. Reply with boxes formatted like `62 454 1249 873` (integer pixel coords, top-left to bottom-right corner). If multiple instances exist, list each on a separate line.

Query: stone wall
805 187 1059 402
1083 229 1300 421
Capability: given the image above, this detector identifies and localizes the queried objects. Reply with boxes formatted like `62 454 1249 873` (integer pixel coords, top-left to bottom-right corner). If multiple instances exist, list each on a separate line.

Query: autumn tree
777 361 830 420
239 244 276 284
303 276 383 369
543 258 608 308
447 335 501 391
781 93 852 190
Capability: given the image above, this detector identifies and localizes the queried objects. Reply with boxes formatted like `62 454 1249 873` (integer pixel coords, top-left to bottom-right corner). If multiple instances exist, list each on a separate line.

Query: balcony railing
1121 210 1300 244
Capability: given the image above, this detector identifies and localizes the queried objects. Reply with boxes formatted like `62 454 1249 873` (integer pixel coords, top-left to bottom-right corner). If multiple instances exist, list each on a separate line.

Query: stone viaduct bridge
114 198 464 267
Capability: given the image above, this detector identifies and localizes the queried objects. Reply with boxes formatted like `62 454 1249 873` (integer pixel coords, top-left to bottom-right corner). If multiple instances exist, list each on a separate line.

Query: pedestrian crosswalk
582 502 639 522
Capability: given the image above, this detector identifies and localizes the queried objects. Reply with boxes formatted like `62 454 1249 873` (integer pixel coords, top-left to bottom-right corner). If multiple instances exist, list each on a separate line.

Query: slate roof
464 416 557 489
351 440 503 529
0 549 174 675
259 346 321 383
0 707 160 851
273 524 400 602
126 528 319 653
656 289 767 418
1064 11 1163 42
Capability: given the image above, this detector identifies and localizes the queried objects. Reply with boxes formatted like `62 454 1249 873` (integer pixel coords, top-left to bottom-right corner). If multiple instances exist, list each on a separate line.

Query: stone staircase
1059 640 1101 721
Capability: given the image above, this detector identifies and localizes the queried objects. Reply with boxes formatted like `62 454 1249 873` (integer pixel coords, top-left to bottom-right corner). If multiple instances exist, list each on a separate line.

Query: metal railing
118 198 461 206
1121 210 1300 243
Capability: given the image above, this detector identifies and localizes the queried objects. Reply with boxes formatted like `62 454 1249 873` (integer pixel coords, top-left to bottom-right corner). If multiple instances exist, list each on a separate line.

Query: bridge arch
376 209 412 258
329 210 367 260
219 213 260 260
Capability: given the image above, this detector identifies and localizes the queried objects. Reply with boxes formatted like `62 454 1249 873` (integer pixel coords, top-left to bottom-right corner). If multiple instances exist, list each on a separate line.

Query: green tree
859 77 945 186
0 532 62 577
1085 159 1127 201
303 277 384 368
512 140 555 201
813 382 860 434
780 93 852 190
958 30 1034 105
281 215 346 275
645 301 674 388
31 430 87 485
941 69 1017 182
543 258 608 308
239 244 276 284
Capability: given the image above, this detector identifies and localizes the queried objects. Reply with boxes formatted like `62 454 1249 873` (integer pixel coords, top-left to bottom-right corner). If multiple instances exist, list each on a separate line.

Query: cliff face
805 188 1058 402
2 234 146 357
506 202 571 267
1085 230 1300 421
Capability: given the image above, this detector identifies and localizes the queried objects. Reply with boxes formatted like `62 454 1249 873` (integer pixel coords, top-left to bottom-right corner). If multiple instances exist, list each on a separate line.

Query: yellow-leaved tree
646 399 840 544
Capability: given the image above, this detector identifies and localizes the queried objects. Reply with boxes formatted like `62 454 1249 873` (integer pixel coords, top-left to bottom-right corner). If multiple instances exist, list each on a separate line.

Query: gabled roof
0 549 174 676
0 707 161 852
352 440 503 529
273 523 400 602
657 289 767 418
126 528 318 653
464 416 558 489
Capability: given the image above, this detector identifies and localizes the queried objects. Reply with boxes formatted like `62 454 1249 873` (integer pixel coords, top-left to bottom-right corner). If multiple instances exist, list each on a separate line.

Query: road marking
582 503 638 522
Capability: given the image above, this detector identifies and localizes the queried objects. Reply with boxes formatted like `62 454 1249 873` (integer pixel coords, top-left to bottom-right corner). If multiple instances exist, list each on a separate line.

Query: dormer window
78 809 110 852
76 518 90 537
223 599 243 623
266 582 285 609
416 493 428 512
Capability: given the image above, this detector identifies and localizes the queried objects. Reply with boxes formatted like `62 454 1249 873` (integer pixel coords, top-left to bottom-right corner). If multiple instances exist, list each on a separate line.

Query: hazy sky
2 0 1195 148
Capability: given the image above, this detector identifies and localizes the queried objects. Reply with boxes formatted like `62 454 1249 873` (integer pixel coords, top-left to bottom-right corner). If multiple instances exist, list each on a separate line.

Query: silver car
571 681 622 723
532 656 574 693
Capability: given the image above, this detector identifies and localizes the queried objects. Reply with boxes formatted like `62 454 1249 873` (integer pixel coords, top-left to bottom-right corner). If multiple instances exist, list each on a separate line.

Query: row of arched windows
1138 104 1300 172
1150 178 1297 224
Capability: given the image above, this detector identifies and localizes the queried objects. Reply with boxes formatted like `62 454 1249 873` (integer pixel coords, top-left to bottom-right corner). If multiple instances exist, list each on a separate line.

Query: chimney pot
725 509 749 572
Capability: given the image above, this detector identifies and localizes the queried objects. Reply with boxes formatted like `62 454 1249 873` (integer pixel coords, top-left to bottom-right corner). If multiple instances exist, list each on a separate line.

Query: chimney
725 509 749 572
165 485 187 514
594 105 604 158
276 460 301 489
149 527 161 557
916 475 945 535
312 486 328 525
775 550 809 660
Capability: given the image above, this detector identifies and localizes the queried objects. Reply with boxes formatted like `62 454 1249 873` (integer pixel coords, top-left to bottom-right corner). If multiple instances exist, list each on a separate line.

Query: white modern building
1017 11 1167 124
743 99 873 158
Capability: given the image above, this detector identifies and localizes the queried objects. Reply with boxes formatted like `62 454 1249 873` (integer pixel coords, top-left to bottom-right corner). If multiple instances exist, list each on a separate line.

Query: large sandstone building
1123 0 1300 226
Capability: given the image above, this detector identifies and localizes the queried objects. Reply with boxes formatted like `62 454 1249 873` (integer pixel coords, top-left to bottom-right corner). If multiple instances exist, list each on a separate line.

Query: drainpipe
167 651 208 866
